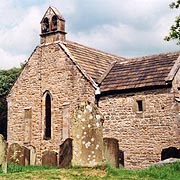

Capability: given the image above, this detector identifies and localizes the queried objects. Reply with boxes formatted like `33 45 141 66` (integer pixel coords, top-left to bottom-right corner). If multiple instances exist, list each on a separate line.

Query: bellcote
40 6 67 44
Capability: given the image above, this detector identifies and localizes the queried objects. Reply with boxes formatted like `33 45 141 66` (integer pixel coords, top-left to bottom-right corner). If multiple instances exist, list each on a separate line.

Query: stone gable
7 43 94 164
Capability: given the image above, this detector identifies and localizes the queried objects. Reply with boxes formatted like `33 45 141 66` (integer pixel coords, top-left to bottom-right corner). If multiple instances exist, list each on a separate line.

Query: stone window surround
42 90 53 141
133 98 146 115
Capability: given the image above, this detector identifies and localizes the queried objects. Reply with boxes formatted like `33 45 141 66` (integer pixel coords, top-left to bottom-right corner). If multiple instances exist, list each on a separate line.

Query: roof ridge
65 40 126 60
97 61 117 85
128 51 180 61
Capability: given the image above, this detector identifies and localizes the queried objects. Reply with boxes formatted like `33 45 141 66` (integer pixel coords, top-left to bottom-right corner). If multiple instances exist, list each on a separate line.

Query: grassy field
0 162 180 180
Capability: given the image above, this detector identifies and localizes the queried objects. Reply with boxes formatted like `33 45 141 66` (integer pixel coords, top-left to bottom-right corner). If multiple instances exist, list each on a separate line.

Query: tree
0 66 23 139
0 67 22 96
164 0 180 45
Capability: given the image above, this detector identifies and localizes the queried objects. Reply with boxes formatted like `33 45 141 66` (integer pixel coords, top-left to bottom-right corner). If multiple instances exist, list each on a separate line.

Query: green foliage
0 67 22 96
164 1 180 45
0 65 24 139
170 0 180 8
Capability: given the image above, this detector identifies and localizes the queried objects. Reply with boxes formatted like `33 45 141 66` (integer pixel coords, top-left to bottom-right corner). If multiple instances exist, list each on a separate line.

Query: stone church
7 6 180 169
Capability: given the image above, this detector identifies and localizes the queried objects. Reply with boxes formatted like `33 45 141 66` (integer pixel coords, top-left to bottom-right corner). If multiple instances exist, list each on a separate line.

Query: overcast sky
0 0 179 69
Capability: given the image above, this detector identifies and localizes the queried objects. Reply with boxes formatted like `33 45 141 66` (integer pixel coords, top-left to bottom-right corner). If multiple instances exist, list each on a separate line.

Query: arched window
42 17 49 33
52 15 57 31
45 93 51 139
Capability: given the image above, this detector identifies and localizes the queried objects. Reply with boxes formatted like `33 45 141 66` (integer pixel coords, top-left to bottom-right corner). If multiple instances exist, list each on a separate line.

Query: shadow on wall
161 147 180 160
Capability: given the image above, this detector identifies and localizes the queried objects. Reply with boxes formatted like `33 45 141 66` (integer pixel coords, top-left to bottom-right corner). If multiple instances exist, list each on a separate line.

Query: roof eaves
59 43 98 89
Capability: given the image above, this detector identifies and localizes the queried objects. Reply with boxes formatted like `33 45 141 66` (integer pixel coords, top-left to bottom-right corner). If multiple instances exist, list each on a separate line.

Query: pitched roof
100 51 180 92
43 40 180 93
64 41 126 84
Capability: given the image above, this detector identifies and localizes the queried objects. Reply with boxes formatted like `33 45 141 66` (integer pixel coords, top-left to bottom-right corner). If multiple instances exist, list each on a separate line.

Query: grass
0 162 180 179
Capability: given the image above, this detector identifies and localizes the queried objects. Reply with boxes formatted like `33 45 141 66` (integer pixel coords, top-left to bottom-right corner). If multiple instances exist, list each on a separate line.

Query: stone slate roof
63 41 180 93
65 41 126 83
101 51 180 92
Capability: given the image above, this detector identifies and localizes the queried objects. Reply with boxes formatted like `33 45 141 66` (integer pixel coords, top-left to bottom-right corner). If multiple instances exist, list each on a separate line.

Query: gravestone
24 147 30 166
59 138 73 168
7 143 30 165
42 151 58 167
72 101 104 167
103 138 120 168
0 134 7 173
29 146 36 165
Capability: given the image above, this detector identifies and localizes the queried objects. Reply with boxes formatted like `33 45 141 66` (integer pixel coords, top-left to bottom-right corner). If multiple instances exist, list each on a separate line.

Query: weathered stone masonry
7 43 95 164
100 87 180 169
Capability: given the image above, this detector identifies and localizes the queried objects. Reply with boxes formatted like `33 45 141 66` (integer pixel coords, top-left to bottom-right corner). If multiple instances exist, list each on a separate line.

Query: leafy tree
164 0 180 45
0 67 22 96
0 65 23 139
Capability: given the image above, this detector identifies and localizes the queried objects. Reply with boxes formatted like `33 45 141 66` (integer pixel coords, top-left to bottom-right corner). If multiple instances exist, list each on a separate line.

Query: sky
0 0 179 69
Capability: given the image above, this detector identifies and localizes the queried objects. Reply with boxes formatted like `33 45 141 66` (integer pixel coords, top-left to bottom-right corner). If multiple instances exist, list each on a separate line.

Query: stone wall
7 42 180 169
100 88 180 169
7 43 95 165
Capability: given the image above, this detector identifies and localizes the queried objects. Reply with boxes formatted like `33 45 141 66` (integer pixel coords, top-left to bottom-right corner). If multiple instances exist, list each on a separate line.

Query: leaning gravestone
7 143 30 166
72 101 104 167
59 138 73 168
0 134 7 173
42 151 58 167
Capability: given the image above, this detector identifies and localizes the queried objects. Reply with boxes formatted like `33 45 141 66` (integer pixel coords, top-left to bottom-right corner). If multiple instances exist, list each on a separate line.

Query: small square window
137 100 143 112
